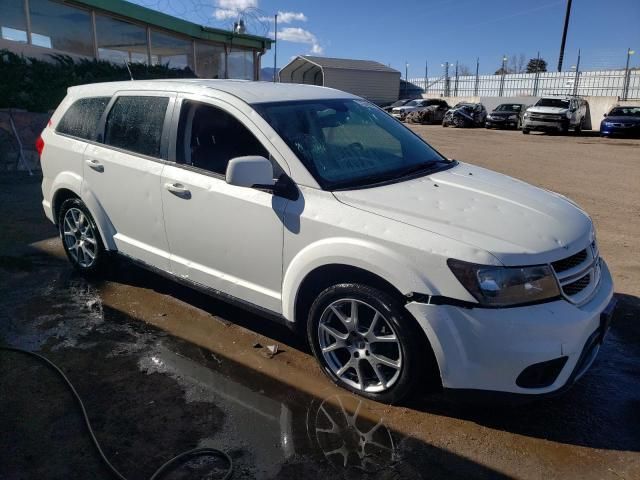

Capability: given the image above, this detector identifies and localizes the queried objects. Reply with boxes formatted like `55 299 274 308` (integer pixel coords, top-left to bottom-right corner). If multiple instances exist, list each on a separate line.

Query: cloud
277 11 307 23
276 27 323 55
214 0 257 20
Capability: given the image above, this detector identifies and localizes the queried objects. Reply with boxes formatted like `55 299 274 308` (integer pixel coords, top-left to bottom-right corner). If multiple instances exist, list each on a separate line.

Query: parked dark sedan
600 106 640 137
485 103 526 129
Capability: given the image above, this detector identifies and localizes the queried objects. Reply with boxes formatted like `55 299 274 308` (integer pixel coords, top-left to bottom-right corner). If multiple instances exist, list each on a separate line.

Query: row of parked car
383 96 640 137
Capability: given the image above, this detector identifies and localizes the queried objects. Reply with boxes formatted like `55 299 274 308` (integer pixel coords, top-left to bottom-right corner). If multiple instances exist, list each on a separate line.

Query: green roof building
0 0 273 79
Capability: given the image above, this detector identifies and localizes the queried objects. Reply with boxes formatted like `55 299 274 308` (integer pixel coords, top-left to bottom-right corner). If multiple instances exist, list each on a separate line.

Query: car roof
67 79 358 104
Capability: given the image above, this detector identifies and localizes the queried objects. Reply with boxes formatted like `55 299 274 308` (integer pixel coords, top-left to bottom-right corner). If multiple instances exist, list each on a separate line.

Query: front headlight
447 259 560 306
523 112 530 118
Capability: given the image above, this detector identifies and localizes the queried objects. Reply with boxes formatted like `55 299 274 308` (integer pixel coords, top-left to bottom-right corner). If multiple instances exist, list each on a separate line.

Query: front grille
552 249 588 273
529 114 562 122
562 273 591 296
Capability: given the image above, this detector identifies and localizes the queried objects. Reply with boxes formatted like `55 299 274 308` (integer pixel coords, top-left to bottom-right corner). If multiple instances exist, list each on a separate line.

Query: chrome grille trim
551 240 601 306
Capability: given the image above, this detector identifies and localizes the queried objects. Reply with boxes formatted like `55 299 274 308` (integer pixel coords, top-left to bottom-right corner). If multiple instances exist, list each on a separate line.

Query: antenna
124 61 134 81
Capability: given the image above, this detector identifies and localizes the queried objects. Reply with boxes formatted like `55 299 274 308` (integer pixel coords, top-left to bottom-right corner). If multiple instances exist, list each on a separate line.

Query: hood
489 111 518 117
602 115 640 124
333 162 592 265
527 106 568 115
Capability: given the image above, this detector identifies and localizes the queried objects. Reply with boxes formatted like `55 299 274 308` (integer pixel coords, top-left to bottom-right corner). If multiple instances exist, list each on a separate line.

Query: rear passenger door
83 92 176 269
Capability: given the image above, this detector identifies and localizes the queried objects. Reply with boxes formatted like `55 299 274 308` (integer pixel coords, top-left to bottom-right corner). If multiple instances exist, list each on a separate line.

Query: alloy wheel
62 207 98 268
317 299 403 393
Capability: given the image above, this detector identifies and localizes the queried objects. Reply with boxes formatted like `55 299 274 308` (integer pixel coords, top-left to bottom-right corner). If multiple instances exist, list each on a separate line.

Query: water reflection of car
442 103 487 127
382 99 412 113
485 103 526 130
405 100 450 125
600 106 640 137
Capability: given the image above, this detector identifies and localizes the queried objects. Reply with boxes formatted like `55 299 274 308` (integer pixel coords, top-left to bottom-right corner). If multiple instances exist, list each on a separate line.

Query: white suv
40 80 615 403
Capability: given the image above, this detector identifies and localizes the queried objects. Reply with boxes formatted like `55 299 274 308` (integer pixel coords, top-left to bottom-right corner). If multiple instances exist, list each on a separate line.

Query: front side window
56 97 110 140
254 99 451 190
176 100 270 175
104 96 169 158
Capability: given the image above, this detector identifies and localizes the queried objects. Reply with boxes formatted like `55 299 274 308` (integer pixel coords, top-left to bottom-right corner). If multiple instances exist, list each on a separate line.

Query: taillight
35 135 44 157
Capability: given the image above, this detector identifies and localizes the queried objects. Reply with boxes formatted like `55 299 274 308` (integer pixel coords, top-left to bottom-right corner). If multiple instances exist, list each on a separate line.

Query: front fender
281 237 437 322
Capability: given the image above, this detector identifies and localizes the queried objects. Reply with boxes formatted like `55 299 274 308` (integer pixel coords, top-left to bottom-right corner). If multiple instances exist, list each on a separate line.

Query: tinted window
56 97 110 140
176 101 270 175
105 96 169 158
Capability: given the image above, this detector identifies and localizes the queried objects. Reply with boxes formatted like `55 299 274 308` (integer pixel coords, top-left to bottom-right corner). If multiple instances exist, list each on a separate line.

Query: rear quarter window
56 97 111 141
104 96 169 158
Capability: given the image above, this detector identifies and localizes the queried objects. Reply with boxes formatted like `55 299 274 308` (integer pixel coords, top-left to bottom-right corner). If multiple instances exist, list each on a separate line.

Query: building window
150 30 193 70
95 14 148 64
1 0 28 43
227 48 254 80
28 0 93 56
195 41 225 79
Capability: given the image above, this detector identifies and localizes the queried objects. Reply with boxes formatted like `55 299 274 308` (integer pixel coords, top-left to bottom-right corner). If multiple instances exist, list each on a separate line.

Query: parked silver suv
522 96 588 134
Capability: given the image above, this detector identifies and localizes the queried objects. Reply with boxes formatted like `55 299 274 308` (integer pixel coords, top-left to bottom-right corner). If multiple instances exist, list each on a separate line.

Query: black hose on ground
0 346 233 480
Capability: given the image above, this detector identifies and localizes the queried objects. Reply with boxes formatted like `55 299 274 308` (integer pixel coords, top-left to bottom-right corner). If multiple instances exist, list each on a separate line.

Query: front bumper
486 118 518 129
405 260 614 395
600 124 640 137
523 118 569 131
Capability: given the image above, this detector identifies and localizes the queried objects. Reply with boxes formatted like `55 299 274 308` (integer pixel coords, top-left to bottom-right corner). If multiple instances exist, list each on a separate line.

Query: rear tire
307 283 433 404
58 198 106 276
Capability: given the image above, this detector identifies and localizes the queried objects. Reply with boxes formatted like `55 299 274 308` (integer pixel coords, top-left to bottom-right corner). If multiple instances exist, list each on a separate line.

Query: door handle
164 182 191 199
85 159 104 172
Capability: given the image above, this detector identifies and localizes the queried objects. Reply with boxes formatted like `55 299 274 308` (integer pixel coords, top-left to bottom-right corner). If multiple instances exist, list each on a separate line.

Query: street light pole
623 47 635 100
499 55 507 96
273 13 278 82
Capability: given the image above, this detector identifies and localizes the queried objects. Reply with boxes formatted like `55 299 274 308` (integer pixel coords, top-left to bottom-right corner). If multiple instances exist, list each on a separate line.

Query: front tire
522 128 530 134
307 283 431 404
58 198 106 275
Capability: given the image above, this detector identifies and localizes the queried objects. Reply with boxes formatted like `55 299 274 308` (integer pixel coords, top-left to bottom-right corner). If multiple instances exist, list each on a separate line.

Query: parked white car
522 96 589 134
40 80 615 403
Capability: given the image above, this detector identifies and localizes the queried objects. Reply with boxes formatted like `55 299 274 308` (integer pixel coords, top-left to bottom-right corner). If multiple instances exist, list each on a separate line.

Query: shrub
0 50 196 112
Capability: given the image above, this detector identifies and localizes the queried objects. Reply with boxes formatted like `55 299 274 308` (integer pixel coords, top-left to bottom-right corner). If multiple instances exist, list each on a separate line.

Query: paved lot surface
1 128 639 479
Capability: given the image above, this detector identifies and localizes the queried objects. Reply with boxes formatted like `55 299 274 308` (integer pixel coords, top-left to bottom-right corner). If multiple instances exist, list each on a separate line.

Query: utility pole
442 62 450 97
557 0 573 71
273 13 277 82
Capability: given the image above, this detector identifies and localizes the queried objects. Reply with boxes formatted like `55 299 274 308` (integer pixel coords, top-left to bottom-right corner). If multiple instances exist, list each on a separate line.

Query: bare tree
458 64 473 76
507 54 527 74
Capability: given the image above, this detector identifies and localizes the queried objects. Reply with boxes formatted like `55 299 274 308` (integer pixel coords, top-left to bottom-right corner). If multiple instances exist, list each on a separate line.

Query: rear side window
56 97 110 141
104 96 169 158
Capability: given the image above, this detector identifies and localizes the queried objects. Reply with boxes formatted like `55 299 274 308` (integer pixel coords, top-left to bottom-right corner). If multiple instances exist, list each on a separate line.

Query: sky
131 0 640 76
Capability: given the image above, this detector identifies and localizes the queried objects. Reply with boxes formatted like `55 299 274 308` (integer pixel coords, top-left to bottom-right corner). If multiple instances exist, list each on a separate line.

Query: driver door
160 95 289 313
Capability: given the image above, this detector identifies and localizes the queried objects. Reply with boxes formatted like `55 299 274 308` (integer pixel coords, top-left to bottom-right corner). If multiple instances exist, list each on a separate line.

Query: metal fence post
443 62 450 97
533 51 540 96
424 60 428 94
474 57 479 96
454 60 459 96
572 49 581 96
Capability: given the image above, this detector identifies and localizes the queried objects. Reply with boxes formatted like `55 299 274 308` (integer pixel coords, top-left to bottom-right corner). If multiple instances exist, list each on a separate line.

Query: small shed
279 56 401 105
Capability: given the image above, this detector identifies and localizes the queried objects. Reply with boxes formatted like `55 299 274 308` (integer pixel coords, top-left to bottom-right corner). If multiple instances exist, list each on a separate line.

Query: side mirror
603 112 607 117
226 156 274 188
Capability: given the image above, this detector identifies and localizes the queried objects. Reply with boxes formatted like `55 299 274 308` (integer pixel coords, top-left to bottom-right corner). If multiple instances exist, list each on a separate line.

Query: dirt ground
1 128 639 480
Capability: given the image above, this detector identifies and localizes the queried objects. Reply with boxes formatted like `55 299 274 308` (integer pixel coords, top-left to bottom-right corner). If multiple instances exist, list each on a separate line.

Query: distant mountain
260 67 280 82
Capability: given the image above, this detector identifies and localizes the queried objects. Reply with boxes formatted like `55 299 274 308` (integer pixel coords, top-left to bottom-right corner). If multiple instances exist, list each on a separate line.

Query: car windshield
495 104 521 112
405 100 420 106
536 98 570 108
608 107 640 116
253 98 451 190
392 100 409 107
